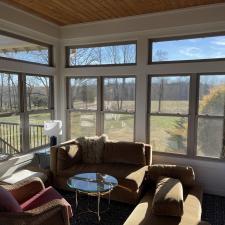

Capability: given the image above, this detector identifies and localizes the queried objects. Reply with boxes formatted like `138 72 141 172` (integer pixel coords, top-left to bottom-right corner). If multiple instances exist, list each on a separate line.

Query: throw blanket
76 135 108 164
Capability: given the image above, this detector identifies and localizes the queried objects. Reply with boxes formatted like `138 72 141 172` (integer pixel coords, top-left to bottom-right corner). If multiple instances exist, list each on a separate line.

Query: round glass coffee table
67 172 118 222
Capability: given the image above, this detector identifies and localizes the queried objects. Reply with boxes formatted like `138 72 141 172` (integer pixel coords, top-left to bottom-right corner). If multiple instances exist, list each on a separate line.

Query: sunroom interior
0 1 225 225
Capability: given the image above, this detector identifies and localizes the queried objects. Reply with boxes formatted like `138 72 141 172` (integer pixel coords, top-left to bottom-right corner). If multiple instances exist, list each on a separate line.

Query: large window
0 32 52 65
148 74 225 159
149 76 190 154
67 76 136 141
197 75 225 158
103 77 135 141
66 42 136 67
0 73 20 155
26 75 53 149
150 34 225 63
68 78 98 138
0 72 54 155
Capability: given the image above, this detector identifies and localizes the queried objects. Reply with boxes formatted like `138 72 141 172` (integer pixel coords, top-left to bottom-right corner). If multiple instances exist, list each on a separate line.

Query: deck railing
0 122 49 155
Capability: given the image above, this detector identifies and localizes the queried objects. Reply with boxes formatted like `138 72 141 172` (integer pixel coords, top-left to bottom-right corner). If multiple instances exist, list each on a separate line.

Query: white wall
0 2 225 196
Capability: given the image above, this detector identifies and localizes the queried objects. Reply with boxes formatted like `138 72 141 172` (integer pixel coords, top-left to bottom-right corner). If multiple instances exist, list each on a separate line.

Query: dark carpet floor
60 190 225 225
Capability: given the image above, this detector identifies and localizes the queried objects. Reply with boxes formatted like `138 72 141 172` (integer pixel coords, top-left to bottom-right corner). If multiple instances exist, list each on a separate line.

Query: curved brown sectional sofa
50 139 210 225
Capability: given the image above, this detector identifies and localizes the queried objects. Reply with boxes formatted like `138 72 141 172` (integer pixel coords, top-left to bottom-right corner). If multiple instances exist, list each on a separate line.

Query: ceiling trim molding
61 3 225 39
0 2 60 39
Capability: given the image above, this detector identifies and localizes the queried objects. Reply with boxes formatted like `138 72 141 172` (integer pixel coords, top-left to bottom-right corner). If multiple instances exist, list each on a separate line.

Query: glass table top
67 173 118 193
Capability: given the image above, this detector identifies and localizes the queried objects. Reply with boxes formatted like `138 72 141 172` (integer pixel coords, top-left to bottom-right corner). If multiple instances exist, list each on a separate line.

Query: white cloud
179 47 202 58
211 37 225 46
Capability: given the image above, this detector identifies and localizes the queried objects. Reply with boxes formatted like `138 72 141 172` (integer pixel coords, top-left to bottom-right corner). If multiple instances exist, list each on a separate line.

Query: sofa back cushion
148 164 195 187
104 141 146 166
153 177 184 217
57 144 82 171
0 186 22 212
76 135 108 164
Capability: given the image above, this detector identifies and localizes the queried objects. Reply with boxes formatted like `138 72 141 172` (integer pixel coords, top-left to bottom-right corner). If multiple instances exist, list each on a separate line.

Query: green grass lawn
0 100 213 157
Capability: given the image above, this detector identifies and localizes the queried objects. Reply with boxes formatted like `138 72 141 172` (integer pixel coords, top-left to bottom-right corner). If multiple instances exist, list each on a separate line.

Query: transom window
66 42 136 67
0 31 52 65
150 34 225 63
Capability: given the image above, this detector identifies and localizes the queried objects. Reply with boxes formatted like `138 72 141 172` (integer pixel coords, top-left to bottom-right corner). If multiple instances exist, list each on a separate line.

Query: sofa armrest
50 139 81 176
1 177 45 204
27 199 70 225
50 140 77 175
0 199 70 225
144 144 152 166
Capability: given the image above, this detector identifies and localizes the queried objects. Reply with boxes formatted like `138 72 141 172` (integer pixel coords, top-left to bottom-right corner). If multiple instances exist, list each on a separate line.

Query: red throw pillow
0 186 22 212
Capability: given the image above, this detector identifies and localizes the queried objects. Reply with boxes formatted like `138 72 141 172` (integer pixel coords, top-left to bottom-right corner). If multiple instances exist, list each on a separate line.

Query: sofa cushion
57 144 82 171
59 163 148 191
153 177 184 217
77 135 108 164
124 185 202 225
148 164 195 187
104 141 146 166
0 186 22 212
20 186 73 218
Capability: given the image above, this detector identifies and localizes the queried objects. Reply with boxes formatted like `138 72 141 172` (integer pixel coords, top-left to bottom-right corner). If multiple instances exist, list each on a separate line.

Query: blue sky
153 36 225 61
0 49 48 64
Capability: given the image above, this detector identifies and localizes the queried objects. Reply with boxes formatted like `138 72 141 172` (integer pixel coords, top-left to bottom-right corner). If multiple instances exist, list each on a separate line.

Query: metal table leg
75 189 78 209
97 192 101 222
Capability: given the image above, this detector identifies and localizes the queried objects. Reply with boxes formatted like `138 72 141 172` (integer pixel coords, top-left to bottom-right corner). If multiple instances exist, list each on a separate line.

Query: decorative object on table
67 172 118 222
44 120 62 146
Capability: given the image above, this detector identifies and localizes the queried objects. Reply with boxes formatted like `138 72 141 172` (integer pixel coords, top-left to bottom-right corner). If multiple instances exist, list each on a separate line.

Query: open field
0 100 222 158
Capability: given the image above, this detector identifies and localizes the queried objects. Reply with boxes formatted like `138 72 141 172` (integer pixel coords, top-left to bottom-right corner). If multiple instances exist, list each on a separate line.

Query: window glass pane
104 113 134 141
199 75 225 116
152 35 225 62
0 73 18 113
69 42 136 66
70 78 97 110
70 111 96 138
0 115 21 155
104 77 135 112
0 34 49 65
29 113 51 149
151 76 189 114
150 116 188 154
26 75 50 111
197 118 223 158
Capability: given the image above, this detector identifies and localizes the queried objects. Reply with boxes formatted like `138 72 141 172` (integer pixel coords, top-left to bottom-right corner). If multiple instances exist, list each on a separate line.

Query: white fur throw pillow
76 134 108 164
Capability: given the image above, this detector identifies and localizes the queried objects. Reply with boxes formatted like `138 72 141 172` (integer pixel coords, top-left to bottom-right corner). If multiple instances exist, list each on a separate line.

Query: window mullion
187 74 198 157
20 74 29 153
96 77 102 136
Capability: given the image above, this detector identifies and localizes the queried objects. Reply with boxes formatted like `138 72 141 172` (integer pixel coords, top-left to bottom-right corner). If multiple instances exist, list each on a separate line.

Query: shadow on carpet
60 190 134 225
202 194 225 225
61 190 223 225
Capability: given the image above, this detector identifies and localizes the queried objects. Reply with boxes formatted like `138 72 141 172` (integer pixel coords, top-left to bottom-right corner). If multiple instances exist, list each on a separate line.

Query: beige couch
50 139 152 204
124 164 210 225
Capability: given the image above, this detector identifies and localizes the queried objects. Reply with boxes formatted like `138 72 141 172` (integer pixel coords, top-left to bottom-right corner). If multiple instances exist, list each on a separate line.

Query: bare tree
154 50 168 112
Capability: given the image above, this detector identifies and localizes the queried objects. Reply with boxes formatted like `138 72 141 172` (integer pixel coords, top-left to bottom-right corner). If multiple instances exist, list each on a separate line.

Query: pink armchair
0 177 72 225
